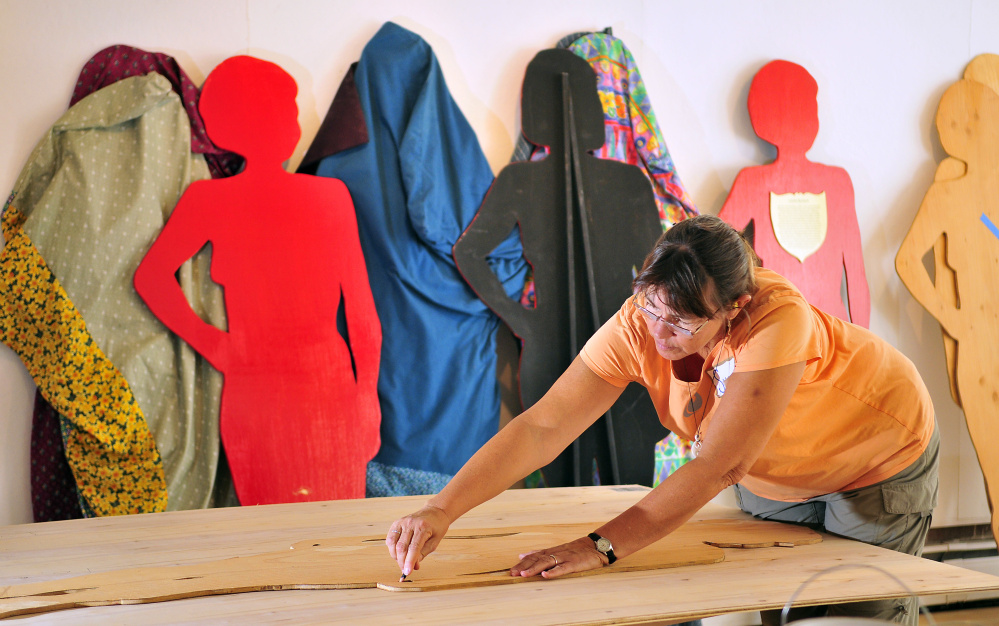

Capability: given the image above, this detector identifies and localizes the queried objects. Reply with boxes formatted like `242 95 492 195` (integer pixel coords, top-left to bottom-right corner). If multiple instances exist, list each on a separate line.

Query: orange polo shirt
580 267 934 502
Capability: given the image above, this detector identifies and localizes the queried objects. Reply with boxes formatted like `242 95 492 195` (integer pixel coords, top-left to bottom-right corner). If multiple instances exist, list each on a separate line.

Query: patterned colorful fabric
365 461 454 498
71 44 242 179
1 203 167 516
514 32 698 311
26 46 239 519
567 33 699 483
653 433 695 486
567 33 698 227
2 73 224 514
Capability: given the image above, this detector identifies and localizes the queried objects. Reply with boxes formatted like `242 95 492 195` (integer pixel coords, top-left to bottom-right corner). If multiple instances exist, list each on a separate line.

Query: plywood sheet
3 488 999 624
0 519 818 619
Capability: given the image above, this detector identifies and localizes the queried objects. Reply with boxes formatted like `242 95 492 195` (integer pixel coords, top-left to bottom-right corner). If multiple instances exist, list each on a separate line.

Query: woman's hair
633 215 759 319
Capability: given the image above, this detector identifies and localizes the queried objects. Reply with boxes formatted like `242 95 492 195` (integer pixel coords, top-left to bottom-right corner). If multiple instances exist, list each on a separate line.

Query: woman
388 215 937 624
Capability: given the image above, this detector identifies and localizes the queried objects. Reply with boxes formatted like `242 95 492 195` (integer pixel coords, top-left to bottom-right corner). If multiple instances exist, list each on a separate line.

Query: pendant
692 435 702 458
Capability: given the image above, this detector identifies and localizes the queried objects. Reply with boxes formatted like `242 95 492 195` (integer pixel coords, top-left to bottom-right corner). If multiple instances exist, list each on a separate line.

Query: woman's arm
511 359 806 579
386 356 625 575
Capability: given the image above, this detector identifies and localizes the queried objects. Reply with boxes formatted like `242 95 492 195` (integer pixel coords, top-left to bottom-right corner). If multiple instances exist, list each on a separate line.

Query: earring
726 318 732 339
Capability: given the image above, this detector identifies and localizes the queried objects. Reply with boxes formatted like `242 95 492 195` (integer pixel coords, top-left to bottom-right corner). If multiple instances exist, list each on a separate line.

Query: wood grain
3 487 998 625
0 519 820 617
931 158 964 406
896 57 999 546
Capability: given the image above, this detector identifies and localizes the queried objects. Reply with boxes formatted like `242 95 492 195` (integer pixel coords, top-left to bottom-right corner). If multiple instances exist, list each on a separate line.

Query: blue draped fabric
310 22 526 495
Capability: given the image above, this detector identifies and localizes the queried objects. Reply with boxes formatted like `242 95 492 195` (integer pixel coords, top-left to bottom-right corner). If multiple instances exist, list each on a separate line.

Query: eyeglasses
632 294 719 338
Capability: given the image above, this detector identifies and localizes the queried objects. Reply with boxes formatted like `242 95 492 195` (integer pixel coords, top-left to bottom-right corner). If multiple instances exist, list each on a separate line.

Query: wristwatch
587 532 617 564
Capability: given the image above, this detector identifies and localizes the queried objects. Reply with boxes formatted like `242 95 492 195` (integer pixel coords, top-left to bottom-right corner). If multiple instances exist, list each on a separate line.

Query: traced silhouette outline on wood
453 49 667 488
719 60 870 327
896 54 999 545
134 56 381 505
0 519 820 619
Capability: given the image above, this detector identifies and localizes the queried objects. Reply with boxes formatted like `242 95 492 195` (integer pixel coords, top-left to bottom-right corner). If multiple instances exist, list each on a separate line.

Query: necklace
676 353 706 457
681 317 733 458
683 381 705 457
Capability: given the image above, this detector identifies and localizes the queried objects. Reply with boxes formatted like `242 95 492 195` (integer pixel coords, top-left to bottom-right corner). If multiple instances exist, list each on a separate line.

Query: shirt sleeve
579 302 645 388
735 292 822 372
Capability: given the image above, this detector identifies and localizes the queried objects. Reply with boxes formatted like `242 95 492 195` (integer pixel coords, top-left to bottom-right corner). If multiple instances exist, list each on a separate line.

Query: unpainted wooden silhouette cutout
719 60 870 327
896 67 999 545
924 54 999 406
453 49 666 487
0 519 820 619
134 56 381 505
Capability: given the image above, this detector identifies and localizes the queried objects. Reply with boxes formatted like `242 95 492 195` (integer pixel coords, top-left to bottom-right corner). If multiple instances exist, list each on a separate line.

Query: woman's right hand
386 504 451 577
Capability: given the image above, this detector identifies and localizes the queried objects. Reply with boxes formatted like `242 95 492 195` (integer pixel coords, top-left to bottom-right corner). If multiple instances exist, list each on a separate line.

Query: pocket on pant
882 482 937 515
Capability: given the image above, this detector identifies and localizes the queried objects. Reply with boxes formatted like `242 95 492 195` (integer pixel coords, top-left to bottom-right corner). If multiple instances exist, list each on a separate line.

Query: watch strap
587 532 617 564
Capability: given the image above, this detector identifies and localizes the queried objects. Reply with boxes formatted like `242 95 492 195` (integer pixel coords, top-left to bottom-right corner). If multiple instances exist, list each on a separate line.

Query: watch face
596 537 612 553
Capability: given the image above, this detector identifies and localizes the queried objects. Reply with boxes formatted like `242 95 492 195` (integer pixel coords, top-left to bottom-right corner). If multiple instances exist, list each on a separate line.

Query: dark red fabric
30 393 83 522
71 44 242 178
297 63 368 174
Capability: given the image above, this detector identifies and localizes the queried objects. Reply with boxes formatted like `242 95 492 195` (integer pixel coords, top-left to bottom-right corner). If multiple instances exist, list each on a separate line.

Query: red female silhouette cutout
134 56 381 505
719 60 870 327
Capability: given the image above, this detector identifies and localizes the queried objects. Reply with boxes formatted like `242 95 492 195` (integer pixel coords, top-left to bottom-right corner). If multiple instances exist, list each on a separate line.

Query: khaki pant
734 424 940 625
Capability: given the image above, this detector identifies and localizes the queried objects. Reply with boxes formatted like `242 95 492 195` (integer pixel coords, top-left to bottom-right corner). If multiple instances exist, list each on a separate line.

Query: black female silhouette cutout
453 49 666 487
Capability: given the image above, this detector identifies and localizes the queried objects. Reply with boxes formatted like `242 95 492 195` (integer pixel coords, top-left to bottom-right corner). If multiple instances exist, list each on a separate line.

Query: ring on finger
550 554 559 566
390 530 402 534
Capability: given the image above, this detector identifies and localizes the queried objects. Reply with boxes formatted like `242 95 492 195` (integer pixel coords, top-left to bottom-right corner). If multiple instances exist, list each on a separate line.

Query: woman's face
638 287 727 361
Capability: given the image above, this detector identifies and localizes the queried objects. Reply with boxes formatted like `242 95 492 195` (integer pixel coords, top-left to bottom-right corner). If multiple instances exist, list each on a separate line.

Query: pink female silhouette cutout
719 60 870 327
134 56 381 505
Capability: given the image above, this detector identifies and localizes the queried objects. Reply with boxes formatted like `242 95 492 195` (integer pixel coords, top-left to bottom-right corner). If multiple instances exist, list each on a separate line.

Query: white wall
0 0 993 527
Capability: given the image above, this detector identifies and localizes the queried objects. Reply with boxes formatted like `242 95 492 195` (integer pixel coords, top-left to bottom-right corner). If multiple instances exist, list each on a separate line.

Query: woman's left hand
510 536 609 579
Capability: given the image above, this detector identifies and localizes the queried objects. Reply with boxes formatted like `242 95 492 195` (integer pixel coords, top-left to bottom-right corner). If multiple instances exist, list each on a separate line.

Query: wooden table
3 485 999 624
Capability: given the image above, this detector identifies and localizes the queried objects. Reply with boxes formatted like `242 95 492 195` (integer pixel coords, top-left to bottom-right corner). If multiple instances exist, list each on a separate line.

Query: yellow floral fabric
1 203 166 516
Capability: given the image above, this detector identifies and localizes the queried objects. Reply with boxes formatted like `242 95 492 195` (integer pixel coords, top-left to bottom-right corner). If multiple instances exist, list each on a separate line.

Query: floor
694 602 999 625
919 604 999 624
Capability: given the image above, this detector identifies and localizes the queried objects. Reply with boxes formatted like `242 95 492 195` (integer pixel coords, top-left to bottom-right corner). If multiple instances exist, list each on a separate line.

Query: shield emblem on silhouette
769 191 828 262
